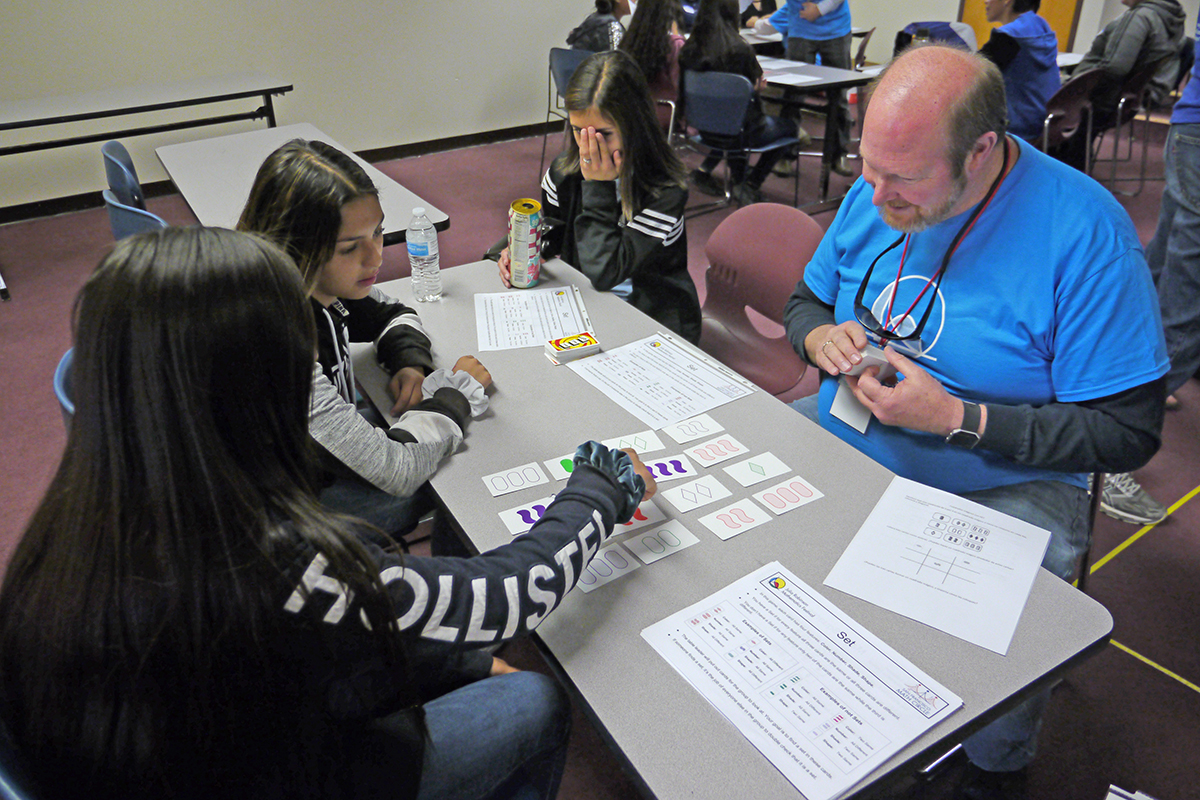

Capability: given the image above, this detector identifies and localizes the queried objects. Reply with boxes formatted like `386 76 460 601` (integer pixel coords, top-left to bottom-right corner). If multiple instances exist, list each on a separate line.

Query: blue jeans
786 34 853 157
319 477 434 542
789 394 1090 771
413 672 571 800
1145 123 1200 395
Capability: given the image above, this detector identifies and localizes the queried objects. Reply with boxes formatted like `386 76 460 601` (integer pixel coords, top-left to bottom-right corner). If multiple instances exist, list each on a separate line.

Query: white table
156 122 448 245
356 261 1113 799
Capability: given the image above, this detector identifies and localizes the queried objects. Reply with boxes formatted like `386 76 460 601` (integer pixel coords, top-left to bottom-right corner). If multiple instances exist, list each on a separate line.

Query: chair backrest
54 347 74 428
101 140 145 210
854 27 875 70
102 189 167 241
703 203 823 325
682 70 753 138
1040 68 1104 150
550 47 595 98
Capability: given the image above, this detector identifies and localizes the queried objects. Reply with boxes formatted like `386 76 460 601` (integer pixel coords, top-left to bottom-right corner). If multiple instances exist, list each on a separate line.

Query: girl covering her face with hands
0 226 656 800
499 50 701 343
239 139 491 542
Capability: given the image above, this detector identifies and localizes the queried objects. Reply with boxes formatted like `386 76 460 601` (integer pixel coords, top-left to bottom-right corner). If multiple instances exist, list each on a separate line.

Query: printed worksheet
824 477 1051 655
567 333 755 429
643 563 961 800
475 286 591 350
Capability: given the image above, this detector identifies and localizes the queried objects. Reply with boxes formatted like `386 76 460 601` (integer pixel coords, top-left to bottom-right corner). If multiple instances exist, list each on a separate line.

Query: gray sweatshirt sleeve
308 365 464 497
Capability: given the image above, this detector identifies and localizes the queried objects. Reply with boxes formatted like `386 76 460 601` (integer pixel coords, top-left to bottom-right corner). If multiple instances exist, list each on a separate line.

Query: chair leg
1079 472 1103 594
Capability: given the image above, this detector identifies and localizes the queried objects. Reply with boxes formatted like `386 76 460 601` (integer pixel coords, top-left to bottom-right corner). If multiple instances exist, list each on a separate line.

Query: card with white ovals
660 413 725 444
643 454 698 483
601 429 666 455
752 476 824 515
576 542 641 593
482 461 550 497
499 495 558 535
698 498 773 541
660 474 733 513
685 435 749 466
722 452 791 487
623 520 700 565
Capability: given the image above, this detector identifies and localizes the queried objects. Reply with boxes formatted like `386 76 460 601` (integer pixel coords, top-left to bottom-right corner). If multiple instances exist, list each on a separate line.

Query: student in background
498 51 701 343
568 0 631 51
741 0 777 29
680 0 803 205
619 0 686 131
0 226 656 800
979 0 1061 143
238 139 490 547
768 0 854 175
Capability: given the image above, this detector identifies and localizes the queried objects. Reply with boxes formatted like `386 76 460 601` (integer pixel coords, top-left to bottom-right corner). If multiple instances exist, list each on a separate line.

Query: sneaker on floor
1165 393 1180 410
1100 472 1168 525
772 160 798 177
832 155 853 176
689 169 724 197
732 183 764 206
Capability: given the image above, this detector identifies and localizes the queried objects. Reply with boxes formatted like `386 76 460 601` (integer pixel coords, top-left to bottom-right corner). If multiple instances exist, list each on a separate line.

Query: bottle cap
412 207 425 216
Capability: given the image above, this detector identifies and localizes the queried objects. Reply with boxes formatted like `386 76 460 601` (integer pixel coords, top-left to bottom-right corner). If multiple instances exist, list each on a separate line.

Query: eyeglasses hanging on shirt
853 138 1012 354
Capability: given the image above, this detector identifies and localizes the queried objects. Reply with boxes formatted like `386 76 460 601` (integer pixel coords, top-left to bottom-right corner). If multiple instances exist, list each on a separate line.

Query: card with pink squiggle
698 498 773 541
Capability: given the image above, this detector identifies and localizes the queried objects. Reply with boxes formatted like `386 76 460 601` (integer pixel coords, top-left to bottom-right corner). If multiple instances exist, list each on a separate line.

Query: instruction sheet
824 477 1051 655
642 563 961 800
475 286 591 350
567 332 755 429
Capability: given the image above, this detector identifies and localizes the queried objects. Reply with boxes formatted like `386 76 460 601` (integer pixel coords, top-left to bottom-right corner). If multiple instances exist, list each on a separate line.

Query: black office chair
682 70 802 215
1092 55 1174 196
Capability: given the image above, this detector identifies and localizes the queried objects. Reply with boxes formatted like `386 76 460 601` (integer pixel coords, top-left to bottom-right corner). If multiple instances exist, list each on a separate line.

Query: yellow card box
545 331 601 364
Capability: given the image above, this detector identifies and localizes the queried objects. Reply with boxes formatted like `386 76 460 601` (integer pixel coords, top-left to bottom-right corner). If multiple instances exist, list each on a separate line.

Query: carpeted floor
0 121 1196 800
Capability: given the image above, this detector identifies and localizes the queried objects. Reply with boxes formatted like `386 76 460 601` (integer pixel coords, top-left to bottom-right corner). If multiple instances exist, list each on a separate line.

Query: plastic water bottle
407 207 442 302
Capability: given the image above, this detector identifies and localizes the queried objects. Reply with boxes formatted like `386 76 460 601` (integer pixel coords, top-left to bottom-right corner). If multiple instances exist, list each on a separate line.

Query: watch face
948 429 981 448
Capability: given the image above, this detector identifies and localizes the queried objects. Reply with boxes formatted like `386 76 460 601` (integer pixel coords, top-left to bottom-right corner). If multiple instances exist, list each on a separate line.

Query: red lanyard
882 138 1013 335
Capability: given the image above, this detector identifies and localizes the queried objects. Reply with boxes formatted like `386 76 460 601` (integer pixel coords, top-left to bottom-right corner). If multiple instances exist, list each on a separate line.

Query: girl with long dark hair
620 0 686 127
0 227 654 800
238 139 488 542
499 50 701 343
679 0 802 204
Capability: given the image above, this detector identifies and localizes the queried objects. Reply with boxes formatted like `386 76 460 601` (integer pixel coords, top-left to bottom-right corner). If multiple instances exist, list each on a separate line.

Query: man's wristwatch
945 401 982 449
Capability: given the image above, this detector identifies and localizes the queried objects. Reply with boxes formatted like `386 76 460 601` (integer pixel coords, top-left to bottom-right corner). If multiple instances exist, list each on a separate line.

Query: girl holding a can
498 50 702 344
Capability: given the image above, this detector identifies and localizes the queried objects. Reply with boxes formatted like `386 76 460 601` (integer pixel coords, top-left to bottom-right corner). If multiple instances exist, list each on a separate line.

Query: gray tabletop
155 122 448 244
359 261 1112 799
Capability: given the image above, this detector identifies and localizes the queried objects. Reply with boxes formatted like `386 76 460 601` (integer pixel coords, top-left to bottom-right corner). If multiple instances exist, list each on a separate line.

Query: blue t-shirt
772 0 852 42
803 137 1168 494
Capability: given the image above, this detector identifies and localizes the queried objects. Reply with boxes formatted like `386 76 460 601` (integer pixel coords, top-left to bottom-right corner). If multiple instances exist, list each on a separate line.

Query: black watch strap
946 401 982 449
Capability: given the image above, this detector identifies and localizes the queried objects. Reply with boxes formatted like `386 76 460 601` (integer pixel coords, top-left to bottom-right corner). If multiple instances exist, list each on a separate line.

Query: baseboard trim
0 121 561 226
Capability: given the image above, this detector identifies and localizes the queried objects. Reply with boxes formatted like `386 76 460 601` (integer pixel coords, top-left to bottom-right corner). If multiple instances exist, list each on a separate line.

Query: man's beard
880 171 969 233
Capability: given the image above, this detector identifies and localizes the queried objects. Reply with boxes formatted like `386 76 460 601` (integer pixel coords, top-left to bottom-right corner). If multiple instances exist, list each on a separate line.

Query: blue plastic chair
683 70 802 214
53 348 74 428
102 189 166 241
101 140 146 210
540 47 596 178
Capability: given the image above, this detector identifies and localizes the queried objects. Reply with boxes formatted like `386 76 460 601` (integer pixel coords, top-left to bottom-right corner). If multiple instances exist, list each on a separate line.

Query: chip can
507 198 543 289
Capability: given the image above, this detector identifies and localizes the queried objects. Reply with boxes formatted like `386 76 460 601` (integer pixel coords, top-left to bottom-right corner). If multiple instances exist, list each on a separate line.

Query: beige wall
0 0 1039 209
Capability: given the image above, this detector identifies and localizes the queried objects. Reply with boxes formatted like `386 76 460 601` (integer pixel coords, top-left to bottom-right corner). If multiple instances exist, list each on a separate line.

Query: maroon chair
699 203 822 402
1038 68 1104 174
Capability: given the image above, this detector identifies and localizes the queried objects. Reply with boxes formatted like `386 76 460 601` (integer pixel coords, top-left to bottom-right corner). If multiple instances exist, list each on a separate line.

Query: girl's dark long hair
556 50 687 220
237 139 377 290
619 0 683 84
678 0 746 71
0 227 421 799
